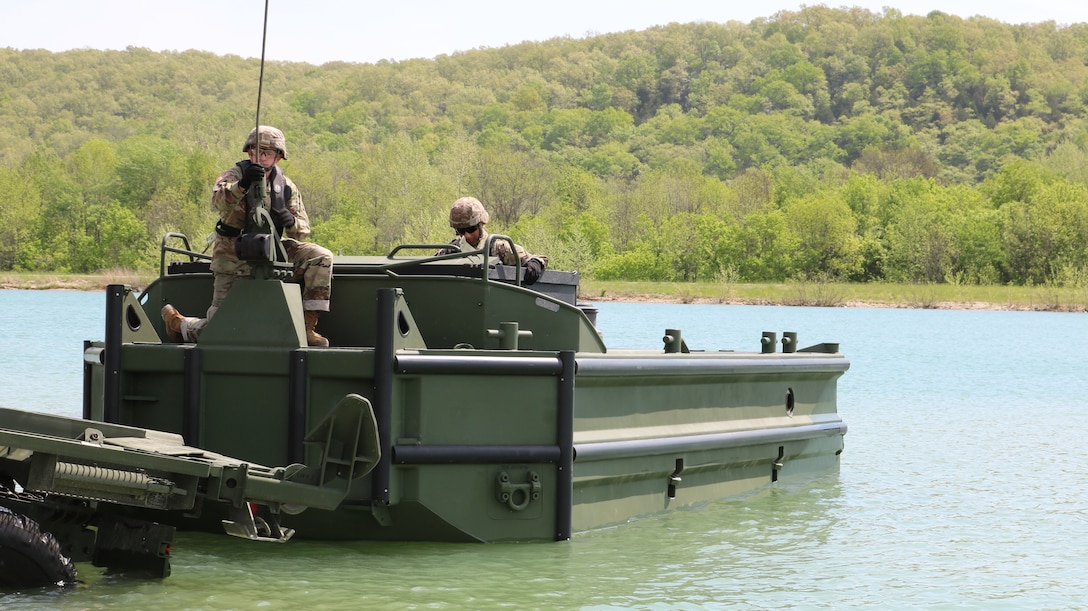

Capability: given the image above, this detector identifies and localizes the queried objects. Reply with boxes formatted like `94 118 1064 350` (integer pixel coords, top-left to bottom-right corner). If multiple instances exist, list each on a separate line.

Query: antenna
255 0 269 137
253 0 270 204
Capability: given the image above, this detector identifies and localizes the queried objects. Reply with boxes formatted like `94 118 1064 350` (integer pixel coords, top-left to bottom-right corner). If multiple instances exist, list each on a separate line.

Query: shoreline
3 274 1084 313
0 274 150 292
585 292 1086 312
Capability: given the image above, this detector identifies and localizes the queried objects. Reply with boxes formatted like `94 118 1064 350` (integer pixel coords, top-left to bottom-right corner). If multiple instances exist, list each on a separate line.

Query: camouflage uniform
446 230 545 267
440 196 548 268
181 162 333 342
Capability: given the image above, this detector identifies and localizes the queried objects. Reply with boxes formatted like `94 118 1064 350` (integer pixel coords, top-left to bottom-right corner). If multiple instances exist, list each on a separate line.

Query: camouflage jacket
446 230 547 267
209 163 311 275
211 163 311 239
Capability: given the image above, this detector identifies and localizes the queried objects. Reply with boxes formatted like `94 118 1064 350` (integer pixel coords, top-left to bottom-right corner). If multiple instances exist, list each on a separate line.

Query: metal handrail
159 233 211 278
386 244 463 258
379 235 523 287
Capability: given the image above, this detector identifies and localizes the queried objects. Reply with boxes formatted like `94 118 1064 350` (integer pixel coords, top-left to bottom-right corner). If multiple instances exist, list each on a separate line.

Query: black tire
0 506 77 588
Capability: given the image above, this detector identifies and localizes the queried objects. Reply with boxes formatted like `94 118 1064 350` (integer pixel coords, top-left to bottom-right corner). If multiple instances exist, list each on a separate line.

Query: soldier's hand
238 161 266 190
524 257 545 285
272 206 295 232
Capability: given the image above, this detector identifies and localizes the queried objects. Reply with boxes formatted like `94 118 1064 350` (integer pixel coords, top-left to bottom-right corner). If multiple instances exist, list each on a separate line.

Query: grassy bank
3 271 1086 312
0 270 155 292
581 279 1088 312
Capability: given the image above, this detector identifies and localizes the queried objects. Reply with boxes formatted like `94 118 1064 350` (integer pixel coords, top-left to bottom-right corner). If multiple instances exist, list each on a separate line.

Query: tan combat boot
161 304 185 342
304 311 329 347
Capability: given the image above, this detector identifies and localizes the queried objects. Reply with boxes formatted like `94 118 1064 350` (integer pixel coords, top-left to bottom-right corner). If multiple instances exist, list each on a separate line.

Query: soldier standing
162 126 333 346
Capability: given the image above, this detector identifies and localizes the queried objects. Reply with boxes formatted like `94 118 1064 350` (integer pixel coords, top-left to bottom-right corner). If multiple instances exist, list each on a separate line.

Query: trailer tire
0 506 77 587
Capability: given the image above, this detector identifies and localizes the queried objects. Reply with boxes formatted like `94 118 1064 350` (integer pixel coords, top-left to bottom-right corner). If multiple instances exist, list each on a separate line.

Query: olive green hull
84 240 847 542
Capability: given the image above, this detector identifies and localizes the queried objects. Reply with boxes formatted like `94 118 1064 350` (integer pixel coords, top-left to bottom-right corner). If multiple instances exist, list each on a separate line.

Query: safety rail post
103 285 125 423
288 350 308 465
371 288 395 505
82 340 94 420
182 348 202 445
555 350 575 541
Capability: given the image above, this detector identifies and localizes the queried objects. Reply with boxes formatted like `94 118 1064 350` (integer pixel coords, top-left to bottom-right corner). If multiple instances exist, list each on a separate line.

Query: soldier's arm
284 179 312 240
211 167 248 229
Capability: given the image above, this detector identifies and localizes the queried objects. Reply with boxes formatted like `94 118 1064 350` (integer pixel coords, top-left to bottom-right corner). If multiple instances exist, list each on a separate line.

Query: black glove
524 257 545 285
238 161 266 190
271 205 296 232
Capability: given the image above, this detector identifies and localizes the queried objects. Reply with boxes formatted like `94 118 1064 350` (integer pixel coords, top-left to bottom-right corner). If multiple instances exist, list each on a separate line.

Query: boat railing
156 232 528 285
159 232 211 277
148 232 591 350
378 234 525 287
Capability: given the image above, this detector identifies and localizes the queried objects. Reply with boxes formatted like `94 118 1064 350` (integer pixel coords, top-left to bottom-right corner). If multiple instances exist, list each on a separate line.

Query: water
2 290 1087 609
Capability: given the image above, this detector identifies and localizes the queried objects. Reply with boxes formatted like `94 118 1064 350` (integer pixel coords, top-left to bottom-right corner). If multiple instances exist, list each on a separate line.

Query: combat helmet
243 125 288 159
449 196 490 229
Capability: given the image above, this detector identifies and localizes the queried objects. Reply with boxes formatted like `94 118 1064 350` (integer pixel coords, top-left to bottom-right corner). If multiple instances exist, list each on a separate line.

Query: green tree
469 146 556 227
1000 181 1088 284
0 167 42 270
720 209 800 281
884 181 990 282
783 190 862 279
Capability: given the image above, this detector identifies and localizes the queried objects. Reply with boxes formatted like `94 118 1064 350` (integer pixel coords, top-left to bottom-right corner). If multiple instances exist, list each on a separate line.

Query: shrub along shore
2 272 1085 312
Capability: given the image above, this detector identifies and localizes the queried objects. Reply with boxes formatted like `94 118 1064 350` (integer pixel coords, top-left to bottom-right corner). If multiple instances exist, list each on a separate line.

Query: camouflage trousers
181 237 333 341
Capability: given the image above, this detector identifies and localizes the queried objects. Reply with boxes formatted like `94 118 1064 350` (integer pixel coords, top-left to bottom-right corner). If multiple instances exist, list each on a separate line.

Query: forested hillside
2 6 1088 286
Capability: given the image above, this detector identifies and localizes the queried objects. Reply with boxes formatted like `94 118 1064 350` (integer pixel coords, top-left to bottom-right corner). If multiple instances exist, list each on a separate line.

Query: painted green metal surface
74 235 848 542
0 396 380 543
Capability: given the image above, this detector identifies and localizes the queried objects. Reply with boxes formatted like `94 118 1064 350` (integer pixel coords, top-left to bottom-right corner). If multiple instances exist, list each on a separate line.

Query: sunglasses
456 224 481 236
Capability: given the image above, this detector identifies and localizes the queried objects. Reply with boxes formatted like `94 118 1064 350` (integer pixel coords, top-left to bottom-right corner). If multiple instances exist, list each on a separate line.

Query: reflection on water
5 478 843 610
2 292 1087 608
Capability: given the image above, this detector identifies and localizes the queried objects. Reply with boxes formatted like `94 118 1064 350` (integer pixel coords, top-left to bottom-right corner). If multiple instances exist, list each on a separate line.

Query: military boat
74 230 848 542
0 228 848 582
